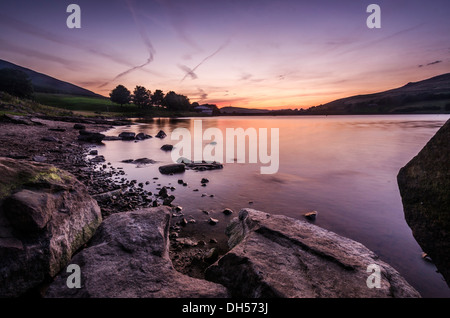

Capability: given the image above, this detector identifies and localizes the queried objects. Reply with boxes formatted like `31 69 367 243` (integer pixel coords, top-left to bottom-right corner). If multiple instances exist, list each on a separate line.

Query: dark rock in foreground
45 207 229 298
205 208 420 298
118 131 136 140
397 119 450 286
159 163 185 174
77 130 105 143
0 157 102 297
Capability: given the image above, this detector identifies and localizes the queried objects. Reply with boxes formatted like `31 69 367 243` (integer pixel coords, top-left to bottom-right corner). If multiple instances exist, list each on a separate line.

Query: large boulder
45 207 229 298
397 119 450 286
205 208 420 298
0 157 102 297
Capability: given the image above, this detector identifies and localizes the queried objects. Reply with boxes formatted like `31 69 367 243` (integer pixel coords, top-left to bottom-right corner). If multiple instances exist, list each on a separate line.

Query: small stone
223 208 233 215
201 178 209 184
32 155 47 162
177 179 184 184
421 252 433 263
304 211 317 221
89 149 98 155
208 217 219 225
180 218 188 226
160 144 174 151
204 248 219 263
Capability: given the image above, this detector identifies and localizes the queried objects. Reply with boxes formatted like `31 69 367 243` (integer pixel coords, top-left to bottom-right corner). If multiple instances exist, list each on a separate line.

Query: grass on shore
35 93 206 117
1 92 207 118
0 92 74 117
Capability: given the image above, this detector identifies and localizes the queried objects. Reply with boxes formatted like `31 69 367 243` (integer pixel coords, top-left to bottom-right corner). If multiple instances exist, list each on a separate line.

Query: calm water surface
92 114 450 297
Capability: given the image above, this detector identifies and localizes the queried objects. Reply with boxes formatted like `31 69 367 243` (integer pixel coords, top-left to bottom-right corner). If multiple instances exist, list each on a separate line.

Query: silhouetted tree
109 85 131 106
164 91 191 111
151 89 165 107
0 68 33 98
133 86 151 108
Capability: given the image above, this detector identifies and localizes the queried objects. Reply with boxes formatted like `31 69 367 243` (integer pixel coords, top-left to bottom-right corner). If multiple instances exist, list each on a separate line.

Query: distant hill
309 73 450 114
0 59 101 97
219 106 271 114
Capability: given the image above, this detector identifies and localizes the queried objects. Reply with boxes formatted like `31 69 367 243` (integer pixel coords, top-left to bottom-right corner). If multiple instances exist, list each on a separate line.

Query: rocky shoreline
0 115 229 287
0 114 422 298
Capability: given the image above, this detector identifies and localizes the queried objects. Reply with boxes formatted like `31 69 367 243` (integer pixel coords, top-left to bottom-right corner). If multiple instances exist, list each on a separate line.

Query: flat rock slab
46 207 229 298
205 208 421 298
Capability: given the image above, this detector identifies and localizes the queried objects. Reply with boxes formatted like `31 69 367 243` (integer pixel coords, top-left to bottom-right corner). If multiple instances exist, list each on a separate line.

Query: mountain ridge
0 59 101 97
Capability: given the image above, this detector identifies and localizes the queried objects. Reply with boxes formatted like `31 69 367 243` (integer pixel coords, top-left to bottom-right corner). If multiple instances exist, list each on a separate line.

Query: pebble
304 211 318 221
208 217 219 225
223 208 233 215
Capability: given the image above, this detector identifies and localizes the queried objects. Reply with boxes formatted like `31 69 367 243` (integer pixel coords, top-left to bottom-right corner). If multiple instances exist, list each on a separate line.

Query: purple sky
1 0 449 109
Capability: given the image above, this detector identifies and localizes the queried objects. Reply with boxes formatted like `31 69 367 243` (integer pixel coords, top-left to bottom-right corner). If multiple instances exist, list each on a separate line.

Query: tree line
110 84 195 111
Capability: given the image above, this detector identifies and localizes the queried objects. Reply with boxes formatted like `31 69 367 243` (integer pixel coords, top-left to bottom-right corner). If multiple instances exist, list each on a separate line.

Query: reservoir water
92 114 450 297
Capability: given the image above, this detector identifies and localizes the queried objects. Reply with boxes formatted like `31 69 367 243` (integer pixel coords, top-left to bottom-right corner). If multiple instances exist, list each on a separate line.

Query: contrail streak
180 40 230 82
99 0 156 87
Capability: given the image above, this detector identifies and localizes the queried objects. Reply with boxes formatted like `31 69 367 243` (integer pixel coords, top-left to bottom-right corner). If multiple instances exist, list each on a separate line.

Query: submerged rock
205 208 420 298
304 211 317 221
158 164 185 174
160 144 174 151
45 207 228 298
121 158 156 166
155 130 167 138
135 132 152 140
0 157 102 297
397 119 450 286
185 162 223 171
118 132 136 140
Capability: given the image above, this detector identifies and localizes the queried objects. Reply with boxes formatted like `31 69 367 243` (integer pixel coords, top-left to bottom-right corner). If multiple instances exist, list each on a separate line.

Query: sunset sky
1 0 449 109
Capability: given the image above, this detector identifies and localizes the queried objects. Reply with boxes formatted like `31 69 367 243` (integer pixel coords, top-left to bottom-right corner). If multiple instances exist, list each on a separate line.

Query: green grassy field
0 92 73 116
33 93 203 117
34 93 127 112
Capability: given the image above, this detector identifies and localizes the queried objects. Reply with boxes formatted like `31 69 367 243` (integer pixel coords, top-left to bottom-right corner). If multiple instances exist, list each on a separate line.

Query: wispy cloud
0 13 148 70
0 38 78 70
418 60 443 67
